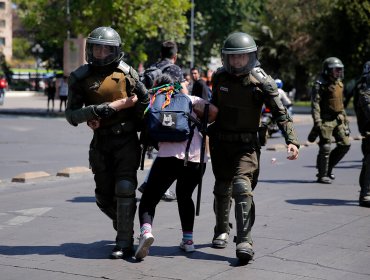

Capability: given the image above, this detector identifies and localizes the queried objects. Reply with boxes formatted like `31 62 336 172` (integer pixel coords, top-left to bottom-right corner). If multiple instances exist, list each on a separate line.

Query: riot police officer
209 32 299 263
310 57 351 184
353 61 370 207
65 27 149 258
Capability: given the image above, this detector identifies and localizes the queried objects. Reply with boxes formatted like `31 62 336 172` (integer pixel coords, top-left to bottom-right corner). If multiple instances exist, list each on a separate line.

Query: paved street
0 92 369 280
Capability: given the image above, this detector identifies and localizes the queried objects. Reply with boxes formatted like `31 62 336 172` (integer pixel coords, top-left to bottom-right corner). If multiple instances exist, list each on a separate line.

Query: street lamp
31 43 44 92
190 0 194 69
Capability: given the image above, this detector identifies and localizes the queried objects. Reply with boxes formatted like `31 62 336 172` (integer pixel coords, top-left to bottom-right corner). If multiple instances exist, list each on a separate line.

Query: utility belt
216 131 258 143
95 121 135 136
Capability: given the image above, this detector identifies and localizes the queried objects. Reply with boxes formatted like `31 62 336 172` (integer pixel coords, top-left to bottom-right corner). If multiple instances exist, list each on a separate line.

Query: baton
196 103 209 216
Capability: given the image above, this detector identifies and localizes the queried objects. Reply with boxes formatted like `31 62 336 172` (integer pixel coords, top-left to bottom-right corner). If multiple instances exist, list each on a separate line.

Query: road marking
1 207 52 228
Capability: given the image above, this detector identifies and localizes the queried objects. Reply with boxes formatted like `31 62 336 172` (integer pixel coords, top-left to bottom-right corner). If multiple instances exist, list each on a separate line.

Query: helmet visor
86 43 120 66
222 52 257 75
330 67 344 80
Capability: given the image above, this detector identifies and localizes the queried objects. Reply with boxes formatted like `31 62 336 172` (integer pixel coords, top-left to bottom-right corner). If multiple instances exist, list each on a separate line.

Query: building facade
0 0 12 61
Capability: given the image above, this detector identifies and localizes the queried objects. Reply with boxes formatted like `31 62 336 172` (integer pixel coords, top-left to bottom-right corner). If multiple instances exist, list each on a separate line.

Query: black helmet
322 57 344 80
221 32 258 75
85 27 122 66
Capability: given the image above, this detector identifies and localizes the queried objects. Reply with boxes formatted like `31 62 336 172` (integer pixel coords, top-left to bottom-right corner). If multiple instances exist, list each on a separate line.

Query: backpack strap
183 113 202 166
158 61 172 73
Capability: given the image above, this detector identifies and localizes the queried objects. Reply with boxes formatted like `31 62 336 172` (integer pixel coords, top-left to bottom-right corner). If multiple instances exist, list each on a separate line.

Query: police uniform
353 62 370 207
311 74 351 182
209 66 299 257
65 26 149 258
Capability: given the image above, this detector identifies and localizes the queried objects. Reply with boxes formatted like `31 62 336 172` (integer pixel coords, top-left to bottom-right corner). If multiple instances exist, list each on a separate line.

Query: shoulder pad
215 66 226 75
316 75 328 85
250 67 270 83
117 60 130 75
129 67 139 82
71 64 90 81
251 67 277 93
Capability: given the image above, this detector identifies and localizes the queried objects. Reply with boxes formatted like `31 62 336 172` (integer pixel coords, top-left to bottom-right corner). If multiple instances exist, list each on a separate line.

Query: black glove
93 103 116 119
134 81 149 102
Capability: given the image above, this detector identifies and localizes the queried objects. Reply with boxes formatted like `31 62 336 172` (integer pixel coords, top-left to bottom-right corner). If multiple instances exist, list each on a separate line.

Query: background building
0 0 12 61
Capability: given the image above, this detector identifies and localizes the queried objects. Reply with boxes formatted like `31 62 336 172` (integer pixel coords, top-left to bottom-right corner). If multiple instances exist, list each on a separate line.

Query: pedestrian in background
58 75 68 112
0 74 8 105
45 78 56 112
310 57 351 184
191 67 211 101
209 32 299 263
275 78 293 116
353 61 370 207
65 26 149 259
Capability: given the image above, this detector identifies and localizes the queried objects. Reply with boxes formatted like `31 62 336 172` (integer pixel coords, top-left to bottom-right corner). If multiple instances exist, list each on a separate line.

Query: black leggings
138 157 205 232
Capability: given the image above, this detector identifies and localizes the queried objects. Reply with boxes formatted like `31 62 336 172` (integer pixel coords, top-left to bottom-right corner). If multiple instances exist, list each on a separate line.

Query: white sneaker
135 232 154 260
180 240 195 252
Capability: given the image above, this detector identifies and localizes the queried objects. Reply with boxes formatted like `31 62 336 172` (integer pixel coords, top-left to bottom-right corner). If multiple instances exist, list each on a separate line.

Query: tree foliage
238 0 370 99
13 0 190 68
12 0 369 99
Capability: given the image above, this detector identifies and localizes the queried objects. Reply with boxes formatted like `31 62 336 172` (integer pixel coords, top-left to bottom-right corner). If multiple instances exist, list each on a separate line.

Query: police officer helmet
275 79 283 89
85 27 123 66
221 32 258 75
322 57 344 80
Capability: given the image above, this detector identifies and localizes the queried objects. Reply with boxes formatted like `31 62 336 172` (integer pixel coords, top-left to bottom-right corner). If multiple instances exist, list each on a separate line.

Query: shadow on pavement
286 198 358 206
66 196 95 203
0 240 115 260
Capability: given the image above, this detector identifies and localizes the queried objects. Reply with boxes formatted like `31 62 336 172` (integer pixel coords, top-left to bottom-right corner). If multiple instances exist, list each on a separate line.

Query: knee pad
232 179 253 197
319 143 331 155
115 180 136 198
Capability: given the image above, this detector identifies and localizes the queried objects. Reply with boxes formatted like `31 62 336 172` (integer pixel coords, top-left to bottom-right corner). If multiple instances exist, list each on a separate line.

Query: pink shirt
157 95 207 163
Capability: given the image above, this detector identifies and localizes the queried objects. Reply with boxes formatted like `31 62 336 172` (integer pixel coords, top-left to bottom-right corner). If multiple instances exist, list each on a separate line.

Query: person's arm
192 97 218 123
180 82 189 94
109 95 138 111
311 82 322 127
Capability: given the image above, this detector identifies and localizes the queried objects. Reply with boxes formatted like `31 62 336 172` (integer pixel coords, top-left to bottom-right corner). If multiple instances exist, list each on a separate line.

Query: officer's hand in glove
134 81 149 102
93 103 117 119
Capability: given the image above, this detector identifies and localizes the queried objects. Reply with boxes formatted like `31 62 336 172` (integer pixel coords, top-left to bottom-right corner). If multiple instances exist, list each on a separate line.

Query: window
0 2 5 10
0 20 5 28
0 37 5 46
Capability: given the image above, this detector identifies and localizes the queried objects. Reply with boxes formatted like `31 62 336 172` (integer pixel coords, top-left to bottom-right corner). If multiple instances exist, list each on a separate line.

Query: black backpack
141 62 172 89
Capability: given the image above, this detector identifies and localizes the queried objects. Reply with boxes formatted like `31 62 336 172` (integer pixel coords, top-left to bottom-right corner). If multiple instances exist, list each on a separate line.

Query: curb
11 171 51 183
7 160 155 184
56 166 91 177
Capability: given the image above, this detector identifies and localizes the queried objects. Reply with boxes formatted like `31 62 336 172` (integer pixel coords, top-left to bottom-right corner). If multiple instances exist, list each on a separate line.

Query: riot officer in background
209 32 299 263
353 61 370 207
310 57 351 184
65 27 149 259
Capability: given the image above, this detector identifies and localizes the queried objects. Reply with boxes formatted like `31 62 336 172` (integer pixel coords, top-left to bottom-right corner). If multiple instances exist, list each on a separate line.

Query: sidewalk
0 90 65 117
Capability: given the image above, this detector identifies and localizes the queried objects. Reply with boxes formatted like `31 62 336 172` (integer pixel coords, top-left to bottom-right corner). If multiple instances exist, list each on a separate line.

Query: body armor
212 70 263 133
66 61 138 128
319 80 344 114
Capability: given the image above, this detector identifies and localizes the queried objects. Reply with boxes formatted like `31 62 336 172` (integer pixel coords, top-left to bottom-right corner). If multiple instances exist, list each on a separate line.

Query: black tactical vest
213 71 263 133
